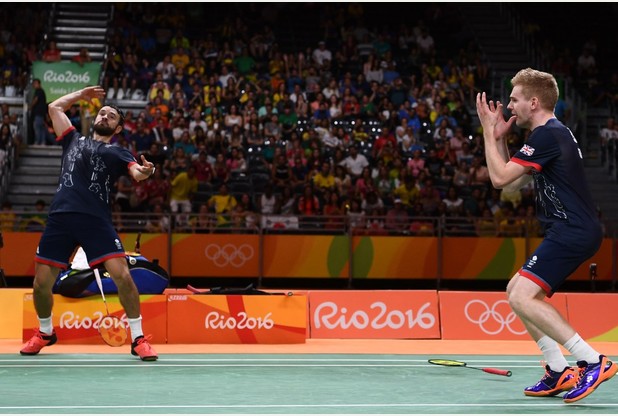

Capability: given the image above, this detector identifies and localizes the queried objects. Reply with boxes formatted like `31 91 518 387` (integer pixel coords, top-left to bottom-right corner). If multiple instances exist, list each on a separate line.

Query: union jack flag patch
520 144 535 156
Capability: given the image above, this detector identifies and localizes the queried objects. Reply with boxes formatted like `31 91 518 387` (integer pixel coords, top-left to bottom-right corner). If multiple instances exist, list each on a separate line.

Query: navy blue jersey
511 118 599 230
49 127 137 218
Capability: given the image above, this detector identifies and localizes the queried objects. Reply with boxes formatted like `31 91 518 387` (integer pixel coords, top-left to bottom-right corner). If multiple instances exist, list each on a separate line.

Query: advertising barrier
309 290 440 339
167 294 307 343
2 232 615 281
439 291 568 340
22 294 167 344
566 293 618 341
171 234 259 277
13 290 618 343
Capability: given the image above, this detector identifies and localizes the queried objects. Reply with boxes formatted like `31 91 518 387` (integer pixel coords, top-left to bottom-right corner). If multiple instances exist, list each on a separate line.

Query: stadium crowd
0 3 615 237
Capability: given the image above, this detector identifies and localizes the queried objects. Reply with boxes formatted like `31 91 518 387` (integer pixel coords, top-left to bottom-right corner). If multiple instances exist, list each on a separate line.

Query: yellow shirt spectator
170 170 198 202
393 182 420 207
313 172 336 191
208 185 238 227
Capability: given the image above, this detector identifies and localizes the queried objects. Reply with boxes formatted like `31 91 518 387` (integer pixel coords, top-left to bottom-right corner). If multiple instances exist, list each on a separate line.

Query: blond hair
511 68 559 112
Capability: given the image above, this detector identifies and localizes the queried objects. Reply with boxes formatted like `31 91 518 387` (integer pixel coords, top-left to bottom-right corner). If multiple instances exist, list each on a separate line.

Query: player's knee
110 272 136 292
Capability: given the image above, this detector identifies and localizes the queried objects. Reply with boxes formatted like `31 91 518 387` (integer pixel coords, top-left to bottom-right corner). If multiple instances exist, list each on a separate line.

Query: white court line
0 403 616 410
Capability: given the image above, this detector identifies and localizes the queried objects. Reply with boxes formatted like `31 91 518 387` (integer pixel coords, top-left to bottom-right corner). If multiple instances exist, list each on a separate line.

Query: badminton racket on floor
93 267 128 347
428 359 512 377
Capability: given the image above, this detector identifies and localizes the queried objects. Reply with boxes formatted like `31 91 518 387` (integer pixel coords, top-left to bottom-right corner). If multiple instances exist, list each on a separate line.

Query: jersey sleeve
116 146 138 171
511 129 560 172
57 126 79 149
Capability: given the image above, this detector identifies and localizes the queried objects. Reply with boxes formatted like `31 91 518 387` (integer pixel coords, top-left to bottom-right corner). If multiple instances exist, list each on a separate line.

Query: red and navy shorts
35 212 126 269
519 222 602 297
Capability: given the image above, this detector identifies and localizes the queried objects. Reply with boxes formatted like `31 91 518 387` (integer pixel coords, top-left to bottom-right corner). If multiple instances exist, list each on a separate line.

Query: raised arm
48 86 105 136
476 92 530 189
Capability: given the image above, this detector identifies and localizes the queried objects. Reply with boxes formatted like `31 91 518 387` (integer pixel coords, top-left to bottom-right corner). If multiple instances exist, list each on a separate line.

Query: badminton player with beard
20 86 158 361
476 68 615 403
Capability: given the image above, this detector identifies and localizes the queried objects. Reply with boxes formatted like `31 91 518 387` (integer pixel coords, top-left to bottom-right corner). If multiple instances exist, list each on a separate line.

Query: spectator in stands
576 46 597 86
170 29 190 51
192 151 214 184
143 167 171 208
442 186 464 216
257 183 277 215
361 189 385 215
452 160 471 189
406 149 427 179
148 75 172 103
322 190 345 230
497 201 522 237
208 183 237 228
312 41 332 70
456 140 475 166
171 47 190 71
71 48 92 66
169 166 198 229
30 79 48 146
172 134 196 164
354 166 375 199
114 173 136 213
0 123 13 169
475 207 498 237
0 201 17 232
144 202 170 233
599 117 618 169
155 55 176 83
344 197 364 233
339 144 369 183
42 41 61 63
234 46 257 78
312 160 336 195
297 184 321 218
188 109 207 137
333 164 353 198
273 185 295 215
469 156 491 189
20 199 48 232
189 203 213 234
128 118 155 153
385 198 409 234
271 153 292 191
212 152 230 185
224 104 244 132
418 178 442 215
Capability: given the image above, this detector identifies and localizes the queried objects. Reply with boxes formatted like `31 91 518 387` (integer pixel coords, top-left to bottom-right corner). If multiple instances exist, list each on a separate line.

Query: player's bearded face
93 119 117 136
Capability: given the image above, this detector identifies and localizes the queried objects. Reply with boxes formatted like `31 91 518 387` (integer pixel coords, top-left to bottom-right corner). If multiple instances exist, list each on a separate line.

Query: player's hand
137 155 155 177
81 86 106 102
476 92 515 139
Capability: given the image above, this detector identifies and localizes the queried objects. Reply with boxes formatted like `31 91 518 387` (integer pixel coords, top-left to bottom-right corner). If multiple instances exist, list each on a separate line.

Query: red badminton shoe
20 330 57 355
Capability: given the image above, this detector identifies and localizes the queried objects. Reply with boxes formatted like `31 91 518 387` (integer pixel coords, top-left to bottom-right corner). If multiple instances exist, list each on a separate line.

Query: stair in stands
50 3 112 63
7 146 62 213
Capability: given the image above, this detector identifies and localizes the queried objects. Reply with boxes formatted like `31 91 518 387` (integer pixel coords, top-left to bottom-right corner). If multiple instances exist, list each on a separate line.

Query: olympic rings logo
205 243 254 268
464 299 527 335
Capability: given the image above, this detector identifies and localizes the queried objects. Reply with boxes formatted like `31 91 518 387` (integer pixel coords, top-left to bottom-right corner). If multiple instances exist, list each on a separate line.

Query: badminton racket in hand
428 359 512 377
93 268 128 347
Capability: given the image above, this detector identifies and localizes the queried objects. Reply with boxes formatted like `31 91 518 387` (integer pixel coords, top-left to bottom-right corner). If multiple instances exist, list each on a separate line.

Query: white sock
564 333 600 364
128 315 144 342
537 335 570 371
38 316 53 335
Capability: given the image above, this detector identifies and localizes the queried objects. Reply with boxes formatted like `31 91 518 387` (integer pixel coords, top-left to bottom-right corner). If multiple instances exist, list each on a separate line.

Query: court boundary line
0 403 615 410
